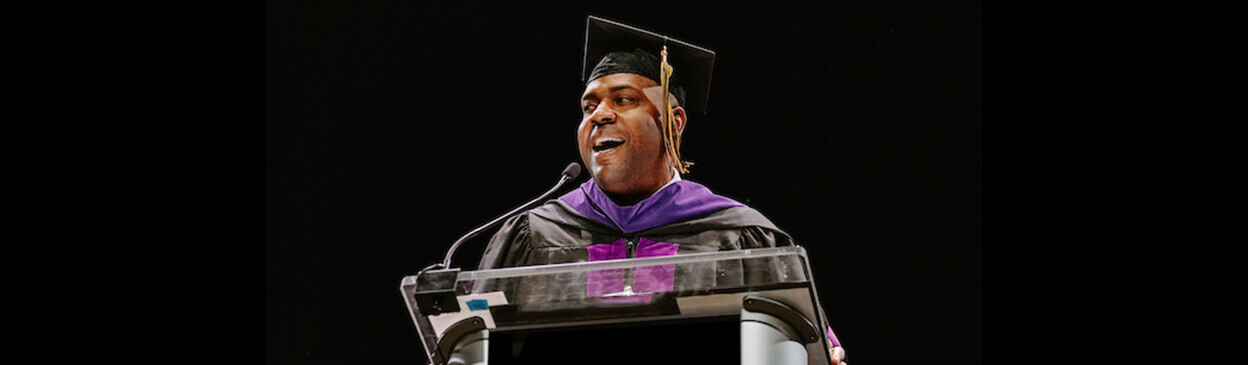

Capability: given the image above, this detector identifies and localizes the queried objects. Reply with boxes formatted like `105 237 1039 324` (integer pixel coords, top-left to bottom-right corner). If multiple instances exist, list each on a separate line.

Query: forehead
581 73 660 99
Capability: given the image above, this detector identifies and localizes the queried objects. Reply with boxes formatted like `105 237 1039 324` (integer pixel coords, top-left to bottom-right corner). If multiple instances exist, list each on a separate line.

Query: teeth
594 138 623 149
595 137 623 146
593 138 625 152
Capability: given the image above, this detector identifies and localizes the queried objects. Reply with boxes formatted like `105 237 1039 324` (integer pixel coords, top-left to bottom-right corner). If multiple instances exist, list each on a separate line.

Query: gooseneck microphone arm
436 163 582 270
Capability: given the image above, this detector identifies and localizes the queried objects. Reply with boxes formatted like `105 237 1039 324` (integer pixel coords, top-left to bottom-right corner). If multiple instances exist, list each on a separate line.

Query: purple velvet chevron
586 238 679 302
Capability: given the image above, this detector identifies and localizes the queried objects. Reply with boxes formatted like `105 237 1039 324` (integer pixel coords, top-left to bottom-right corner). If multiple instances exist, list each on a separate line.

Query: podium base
447 330 488 365
741 309 809 365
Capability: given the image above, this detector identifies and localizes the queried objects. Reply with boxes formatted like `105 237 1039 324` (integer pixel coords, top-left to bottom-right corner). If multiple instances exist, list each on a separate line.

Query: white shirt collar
643 168 681 200
662 168 682 189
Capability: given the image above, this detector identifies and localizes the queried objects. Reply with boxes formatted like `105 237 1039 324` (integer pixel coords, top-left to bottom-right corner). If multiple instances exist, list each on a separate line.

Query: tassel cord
659 46 691 174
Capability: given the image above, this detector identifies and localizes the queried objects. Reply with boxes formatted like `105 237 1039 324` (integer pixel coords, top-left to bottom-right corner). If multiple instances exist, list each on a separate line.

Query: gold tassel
659 46 692 174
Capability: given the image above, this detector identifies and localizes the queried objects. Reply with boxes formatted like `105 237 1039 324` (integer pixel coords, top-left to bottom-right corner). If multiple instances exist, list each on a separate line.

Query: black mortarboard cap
582 16 716 114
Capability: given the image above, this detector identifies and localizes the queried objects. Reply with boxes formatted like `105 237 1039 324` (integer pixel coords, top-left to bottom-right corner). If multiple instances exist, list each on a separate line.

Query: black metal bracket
430 316 487 365
742 295 820 344
413 268 461 316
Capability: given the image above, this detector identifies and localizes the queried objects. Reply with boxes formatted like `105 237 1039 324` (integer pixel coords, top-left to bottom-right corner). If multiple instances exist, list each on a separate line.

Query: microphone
437 162 582 269
560 162 582 180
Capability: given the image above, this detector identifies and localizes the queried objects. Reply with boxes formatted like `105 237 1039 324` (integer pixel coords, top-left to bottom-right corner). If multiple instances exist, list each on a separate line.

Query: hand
828 345 848 365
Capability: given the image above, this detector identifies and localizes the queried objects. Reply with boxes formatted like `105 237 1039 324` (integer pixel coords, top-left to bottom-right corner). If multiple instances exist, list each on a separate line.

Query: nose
588 105 616 125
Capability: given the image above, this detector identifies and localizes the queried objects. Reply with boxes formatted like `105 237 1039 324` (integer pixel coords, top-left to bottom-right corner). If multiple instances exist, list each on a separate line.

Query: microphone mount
438 162 581 270
412 163 581 316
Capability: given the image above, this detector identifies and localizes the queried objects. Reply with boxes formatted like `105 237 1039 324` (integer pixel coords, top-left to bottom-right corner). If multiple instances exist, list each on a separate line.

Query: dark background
267 1 980 364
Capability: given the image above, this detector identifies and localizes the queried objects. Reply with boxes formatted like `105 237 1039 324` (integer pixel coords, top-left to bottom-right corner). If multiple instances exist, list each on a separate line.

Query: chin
591 168 628 192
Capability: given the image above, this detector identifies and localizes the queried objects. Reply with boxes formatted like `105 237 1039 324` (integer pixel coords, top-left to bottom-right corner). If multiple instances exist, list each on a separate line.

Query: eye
582 103 597 113
615 97 635 105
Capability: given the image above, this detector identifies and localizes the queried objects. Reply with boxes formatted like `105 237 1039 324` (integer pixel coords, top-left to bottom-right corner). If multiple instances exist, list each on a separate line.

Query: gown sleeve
470 213 530 295
477 213 531 270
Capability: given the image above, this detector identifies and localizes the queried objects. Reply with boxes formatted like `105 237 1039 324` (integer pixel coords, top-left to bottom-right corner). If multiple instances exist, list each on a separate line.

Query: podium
400 246 834 365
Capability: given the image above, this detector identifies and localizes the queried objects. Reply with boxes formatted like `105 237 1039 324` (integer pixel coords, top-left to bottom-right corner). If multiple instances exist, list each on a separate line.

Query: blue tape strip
466 299 489 311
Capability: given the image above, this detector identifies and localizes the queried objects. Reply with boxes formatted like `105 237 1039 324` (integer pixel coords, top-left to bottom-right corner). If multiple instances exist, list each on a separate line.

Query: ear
671 106 687 135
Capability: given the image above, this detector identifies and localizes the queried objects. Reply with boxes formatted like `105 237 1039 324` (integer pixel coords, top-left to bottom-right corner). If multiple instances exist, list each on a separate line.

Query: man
477 16 846 364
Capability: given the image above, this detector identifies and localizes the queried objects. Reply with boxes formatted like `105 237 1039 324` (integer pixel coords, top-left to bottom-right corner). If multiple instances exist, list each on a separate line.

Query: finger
831 346 845 362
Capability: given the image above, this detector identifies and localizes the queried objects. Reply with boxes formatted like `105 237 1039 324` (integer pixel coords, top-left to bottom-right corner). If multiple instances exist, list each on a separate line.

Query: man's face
578 73 677 200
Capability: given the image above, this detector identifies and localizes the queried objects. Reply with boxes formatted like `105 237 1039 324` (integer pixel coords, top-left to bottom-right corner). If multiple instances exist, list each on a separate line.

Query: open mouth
593 138 625 152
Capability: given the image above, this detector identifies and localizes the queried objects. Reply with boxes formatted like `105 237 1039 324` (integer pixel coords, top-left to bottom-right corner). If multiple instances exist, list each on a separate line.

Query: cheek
576 122 594 155
576 121 590 142
633 118 663 147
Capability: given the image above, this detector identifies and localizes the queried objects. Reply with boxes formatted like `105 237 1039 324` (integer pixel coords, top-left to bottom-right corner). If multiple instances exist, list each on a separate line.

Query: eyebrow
582 84 641 101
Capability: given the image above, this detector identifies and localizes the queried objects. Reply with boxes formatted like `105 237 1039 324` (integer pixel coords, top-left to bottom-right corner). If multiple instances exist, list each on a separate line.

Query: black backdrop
267 1 980 364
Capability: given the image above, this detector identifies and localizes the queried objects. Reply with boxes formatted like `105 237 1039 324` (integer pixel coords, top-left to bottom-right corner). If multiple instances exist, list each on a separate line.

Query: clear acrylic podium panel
400 245 833 365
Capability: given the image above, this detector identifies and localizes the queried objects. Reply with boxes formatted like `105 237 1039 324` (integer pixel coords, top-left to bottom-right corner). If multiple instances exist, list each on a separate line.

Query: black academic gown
479 198 796 269
475 199 814 364
477 194 809 298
